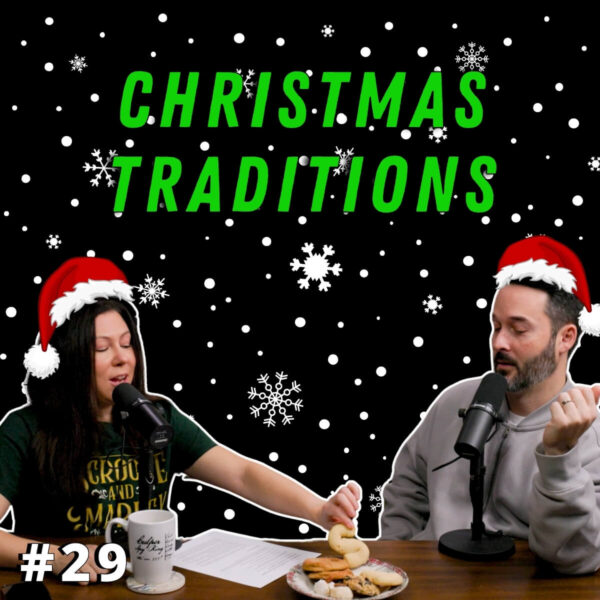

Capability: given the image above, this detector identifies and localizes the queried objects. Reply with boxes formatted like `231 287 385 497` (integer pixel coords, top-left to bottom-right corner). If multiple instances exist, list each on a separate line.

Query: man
379 236 600 574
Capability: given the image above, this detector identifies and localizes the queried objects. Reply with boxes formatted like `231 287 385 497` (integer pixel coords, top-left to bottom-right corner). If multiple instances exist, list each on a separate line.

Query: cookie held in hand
328 524 370 568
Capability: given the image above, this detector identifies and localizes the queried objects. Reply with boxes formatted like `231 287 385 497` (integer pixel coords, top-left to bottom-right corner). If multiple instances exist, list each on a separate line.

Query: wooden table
1 540 599 599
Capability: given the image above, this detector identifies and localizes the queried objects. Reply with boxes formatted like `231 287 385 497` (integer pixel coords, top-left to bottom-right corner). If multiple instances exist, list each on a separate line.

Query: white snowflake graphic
423 294 443 315
136 275 169 308
236 68 256 99
369 485 383 512
46 234 61 250
291 243 342 292
455 42 489 72
428 126 447 143
321 24 335 38
83 149 118 187
69 54 87 72
588 156 600 172
333 147 354 176
248 372 303 427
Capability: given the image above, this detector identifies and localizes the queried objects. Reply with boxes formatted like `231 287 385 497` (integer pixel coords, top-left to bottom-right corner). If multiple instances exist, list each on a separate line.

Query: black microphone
112 383 174 450
454 373 507 459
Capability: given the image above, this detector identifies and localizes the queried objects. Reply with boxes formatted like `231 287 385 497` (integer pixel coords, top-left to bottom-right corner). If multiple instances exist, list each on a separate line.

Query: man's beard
494 336 557 393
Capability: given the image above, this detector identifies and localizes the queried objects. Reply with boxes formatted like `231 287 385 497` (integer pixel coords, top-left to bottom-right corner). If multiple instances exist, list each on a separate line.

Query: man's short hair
516 278 583 355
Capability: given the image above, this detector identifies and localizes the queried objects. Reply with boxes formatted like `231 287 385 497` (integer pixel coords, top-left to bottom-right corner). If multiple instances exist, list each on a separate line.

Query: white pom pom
23 343 60 379
579 304 600 337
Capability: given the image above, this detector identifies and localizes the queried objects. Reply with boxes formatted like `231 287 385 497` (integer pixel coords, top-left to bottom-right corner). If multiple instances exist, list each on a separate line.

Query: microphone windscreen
473 372 507 411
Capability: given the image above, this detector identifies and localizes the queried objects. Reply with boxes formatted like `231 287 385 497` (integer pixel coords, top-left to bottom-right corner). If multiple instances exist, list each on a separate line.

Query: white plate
286 558 409 599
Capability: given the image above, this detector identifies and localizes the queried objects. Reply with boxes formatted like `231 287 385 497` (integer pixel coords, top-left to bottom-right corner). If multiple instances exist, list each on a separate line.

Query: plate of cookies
286 525 408 599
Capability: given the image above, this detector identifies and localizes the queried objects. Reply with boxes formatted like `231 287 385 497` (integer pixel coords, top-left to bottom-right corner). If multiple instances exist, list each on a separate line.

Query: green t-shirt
0 401 216 537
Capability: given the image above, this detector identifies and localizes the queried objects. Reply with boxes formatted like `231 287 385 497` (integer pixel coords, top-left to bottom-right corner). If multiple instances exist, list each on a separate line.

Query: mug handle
105 517 132 573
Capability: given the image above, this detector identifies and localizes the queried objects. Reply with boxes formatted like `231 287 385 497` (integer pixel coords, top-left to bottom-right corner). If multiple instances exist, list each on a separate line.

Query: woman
0 257 360 584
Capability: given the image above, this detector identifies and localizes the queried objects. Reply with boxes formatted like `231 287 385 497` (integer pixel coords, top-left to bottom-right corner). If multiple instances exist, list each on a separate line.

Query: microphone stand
438 447 515 560
138 442 155 511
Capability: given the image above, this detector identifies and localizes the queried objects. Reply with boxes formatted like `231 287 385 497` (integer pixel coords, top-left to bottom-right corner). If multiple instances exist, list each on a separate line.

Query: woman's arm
0 494 107 584
184 446 361 531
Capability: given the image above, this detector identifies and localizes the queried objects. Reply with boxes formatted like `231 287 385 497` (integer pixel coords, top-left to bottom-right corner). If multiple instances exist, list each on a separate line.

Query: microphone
112 383 174 450
454 373 507 459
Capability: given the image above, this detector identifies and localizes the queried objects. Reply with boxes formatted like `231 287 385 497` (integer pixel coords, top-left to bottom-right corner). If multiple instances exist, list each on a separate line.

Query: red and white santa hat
495 235 600 336
24 257 134 379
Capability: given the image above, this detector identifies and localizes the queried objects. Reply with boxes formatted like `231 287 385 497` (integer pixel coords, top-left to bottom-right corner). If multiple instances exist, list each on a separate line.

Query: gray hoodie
379 374 600 574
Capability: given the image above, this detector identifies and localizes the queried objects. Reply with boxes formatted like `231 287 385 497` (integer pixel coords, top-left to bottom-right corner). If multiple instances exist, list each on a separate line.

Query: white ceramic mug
105 509 176 585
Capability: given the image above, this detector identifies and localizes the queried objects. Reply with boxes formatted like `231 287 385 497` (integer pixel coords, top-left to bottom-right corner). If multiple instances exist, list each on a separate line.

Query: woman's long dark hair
26 299 149 497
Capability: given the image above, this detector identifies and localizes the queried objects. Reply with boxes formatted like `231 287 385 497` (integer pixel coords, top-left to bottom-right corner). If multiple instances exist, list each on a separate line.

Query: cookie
328 524 370 568
303 556 350 572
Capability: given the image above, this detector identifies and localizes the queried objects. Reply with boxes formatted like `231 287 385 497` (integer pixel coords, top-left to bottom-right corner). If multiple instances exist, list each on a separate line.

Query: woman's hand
51 543 109 585
316 481 362 530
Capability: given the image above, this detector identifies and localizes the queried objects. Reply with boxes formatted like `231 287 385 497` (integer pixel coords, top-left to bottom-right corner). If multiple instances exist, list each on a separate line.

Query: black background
3 5 599 540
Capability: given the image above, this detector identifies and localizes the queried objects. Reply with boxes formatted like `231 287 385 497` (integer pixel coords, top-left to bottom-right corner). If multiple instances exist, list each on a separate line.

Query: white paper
173 528 320 588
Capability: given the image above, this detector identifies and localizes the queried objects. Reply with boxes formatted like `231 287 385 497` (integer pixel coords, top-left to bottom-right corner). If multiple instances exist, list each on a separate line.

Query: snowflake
333 147 354 176
83 149 118 187
291 243 342 292
428 126 447 143
91 489 108 500
369 485 383 512
455 42 489 72
423 294 443 315
588 156 600 172
136 275 169 308
236 68 256 99
248 372 303 427
321 24 335 38
69 54 87 72
46 234 61 250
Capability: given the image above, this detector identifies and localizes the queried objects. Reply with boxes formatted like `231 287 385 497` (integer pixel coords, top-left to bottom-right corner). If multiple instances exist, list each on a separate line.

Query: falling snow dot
173 320 182 328
369 434 375 441
528 204 534 210
306 70 313 77
207 341 213 348
354 379 362 386
533 103 543 113
45 17 54 25
369 125 375 131
269 452 279 462
174 383 182 391
544 16 550 22
463 356 471 364
420 269 429 278
147 115 156 125
150 51 157 58
295 317 306 328
452 23 458 29
234 33 245 44
122 250 134 261
224 509 235 520
337 322 344 328
86 250 96 257
44 62 54 72
158 13 167 22
344 448 350 454
360 47 371 57
413 336 424 348
554 218 563 227
582 46 587 52
359 269 369 278
376 367 387 377
87 93 100 104
177 502 185 511
160 254 166 260
555 83 564 91
241 325 250 334
33 276 42 284
416 239 422 246
99 32 105 38
225 297 232 303
328 354 339 365
188 38 194 44
417 47 428 57
265 274 271 280
568 118 580 129
494 85 500 92
204 278 215 289
114 213 123 219
336 113 348 125
125 139 134 149
511 138 517 144
22 226 28 232
420 412 427 419
210 379 216 384
503 38 512 46
385 22 394 30
401 129 411 140
433 384 439 390
572 195 584 206
276 37 285 46
198 141 210 151
21 174 31 184
482 216 491 225
226 414 233 420
463 256 474 267
319 419 331 430
61 136 72 147
511 213 521 223
476 298 488 309
262 237 271 247
298 156 310 166
360 411 369 420
21 40 27 47
225 219 234 227
299 523 310 534
6 307 17 318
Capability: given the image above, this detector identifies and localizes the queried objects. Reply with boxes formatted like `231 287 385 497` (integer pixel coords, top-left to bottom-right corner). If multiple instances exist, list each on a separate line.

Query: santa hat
495 236 600 336
24 257 134 379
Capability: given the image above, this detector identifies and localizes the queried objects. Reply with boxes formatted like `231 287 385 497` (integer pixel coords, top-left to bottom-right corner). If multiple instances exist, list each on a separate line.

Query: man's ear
557 323 577 355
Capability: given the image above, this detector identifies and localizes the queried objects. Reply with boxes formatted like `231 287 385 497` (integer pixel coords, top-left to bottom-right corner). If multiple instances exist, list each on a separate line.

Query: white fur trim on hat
50 279 133 327
23 343 60 379
579 304 600 337
495 258 577 293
